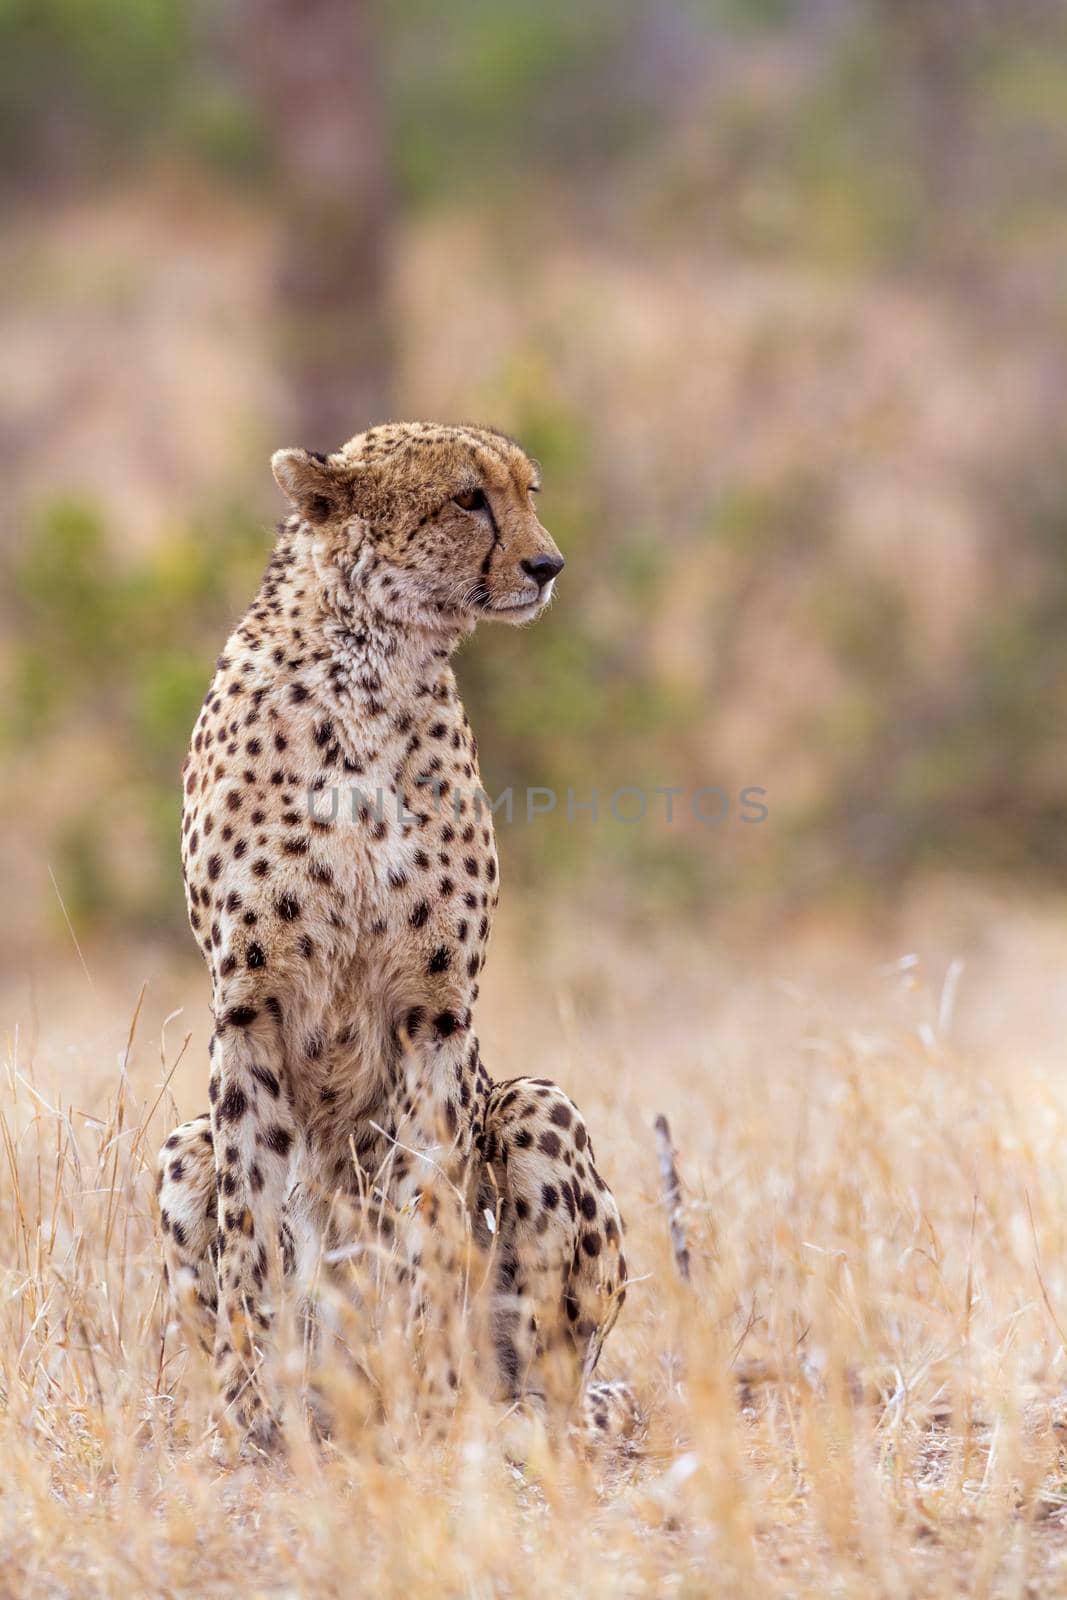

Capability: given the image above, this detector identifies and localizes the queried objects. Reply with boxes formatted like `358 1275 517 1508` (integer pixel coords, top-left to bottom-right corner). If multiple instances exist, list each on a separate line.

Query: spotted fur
157 422 627 1449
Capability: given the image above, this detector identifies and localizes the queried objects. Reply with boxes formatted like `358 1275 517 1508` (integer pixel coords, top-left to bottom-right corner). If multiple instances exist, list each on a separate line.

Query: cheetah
157 422 628 1450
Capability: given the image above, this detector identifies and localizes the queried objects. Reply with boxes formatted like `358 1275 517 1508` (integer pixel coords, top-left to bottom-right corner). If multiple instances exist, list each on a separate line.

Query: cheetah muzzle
156 421 627 1455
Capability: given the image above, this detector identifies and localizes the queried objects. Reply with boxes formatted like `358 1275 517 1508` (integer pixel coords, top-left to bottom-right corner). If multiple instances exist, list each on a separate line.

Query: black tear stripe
483 497 502 549
471 498 503 610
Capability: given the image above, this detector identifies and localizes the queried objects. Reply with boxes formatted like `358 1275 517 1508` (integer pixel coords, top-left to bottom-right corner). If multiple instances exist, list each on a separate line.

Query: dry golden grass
6 888 1067 1597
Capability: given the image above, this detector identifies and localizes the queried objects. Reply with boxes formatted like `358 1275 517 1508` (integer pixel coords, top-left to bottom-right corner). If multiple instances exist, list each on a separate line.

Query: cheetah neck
260 524 471 743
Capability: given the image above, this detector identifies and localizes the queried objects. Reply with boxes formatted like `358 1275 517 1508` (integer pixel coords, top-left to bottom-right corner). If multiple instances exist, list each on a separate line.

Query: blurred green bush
4 498 266 935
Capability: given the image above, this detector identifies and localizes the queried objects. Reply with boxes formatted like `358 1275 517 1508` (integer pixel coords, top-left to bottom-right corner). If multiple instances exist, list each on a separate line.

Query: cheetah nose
521 554 565 587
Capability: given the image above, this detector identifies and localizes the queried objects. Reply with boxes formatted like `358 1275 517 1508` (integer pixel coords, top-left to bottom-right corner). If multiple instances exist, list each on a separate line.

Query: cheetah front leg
207 1012 298 1450
370 1011 488 1422
157 1113 219 1355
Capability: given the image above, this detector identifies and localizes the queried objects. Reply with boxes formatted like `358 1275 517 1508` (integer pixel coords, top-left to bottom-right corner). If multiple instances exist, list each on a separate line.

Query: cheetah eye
453 489 486 512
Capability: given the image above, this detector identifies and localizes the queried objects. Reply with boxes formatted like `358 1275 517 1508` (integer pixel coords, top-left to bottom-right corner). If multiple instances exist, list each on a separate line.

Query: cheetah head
271 422 565 631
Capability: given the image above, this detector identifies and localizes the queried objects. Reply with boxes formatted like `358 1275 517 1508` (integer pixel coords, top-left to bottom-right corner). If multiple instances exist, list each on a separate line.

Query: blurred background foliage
3 0 1067 952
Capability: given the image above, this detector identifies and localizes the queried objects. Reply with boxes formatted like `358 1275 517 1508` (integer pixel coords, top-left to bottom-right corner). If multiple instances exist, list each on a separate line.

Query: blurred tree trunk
232 0 393 447
879 0 972 219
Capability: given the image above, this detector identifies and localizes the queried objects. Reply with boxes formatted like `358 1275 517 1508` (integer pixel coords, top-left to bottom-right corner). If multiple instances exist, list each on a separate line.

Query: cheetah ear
271 448 355 524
